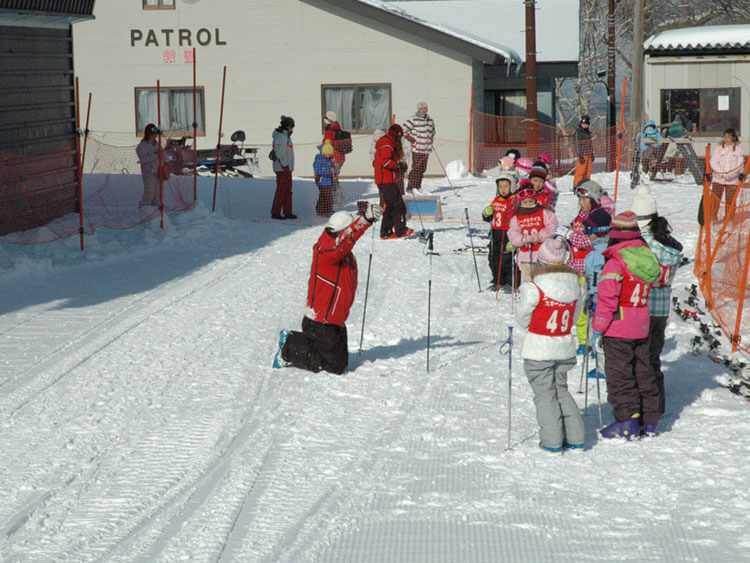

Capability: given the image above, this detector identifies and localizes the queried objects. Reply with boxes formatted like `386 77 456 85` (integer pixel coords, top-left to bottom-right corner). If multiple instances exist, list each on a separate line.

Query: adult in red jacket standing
280 204 382 374
322 111 346 197
374 124 414 239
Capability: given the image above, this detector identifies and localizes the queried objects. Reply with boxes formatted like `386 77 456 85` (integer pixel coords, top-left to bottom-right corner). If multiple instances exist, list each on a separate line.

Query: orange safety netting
0 134 196 245
471 111 637 177
694 175 750 355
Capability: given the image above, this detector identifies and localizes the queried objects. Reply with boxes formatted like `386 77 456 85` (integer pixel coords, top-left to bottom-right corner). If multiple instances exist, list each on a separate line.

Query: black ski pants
602 336 661 426
648 315 668 415
281 317 348 375
377 183 407 238
488 229 516 287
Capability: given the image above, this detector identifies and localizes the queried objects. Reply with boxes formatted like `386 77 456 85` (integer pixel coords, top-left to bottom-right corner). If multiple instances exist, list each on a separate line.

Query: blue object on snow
588 367 605 379
272 329 289 369
539 442 563 453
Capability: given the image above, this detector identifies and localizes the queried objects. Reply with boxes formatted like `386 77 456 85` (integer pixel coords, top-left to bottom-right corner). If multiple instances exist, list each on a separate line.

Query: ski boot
539 442 563 454
600 414 640 440
640 424 657 438
272 330 290 369
562 441 584 451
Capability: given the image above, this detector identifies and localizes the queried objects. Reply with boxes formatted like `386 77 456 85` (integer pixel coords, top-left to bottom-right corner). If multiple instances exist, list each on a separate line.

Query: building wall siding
645 55 750 153
72 0 474 175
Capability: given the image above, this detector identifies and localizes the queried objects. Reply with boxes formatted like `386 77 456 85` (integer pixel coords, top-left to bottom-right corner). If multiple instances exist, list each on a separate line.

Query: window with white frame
322 84 391 133
135 87 205 136
143 0 174 10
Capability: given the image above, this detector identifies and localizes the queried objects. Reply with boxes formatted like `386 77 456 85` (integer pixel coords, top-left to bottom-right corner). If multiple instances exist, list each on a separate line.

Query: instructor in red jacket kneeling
280 204 382 374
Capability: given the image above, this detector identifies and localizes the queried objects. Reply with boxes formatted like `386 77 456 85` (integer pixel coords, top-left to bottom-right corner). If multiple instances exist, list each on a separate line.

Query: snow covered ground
1 169 749 561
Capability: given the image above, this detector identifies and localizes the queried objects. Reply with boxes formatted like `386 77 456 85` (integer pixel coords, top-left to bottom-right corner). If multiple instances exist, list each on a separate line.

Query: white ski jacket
516 265 583 361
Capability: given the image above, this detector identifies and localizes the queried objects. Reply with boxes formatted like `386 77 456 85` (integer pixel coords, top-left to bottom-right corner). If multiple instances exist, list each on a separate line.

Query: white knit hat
536 238 567 265
631 185 658 230
417 101 428 111
323 110 337 124
326 211 353 233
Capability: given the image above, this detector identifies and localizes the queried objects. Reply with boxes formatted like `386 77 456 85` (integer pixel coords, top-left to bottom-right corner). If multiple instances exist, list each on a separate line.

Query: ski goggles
574 185 593 198
516 186 536 201
583 223 611 235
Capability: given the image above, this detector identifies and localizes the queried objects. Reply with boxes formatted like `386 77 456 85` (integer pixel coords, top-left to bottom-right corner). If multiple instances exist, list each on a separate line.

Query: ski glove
740 173 747 182
364 203 382 223
554 225 571 239
482 205 494 222
398 161 408 172
705 173 712 183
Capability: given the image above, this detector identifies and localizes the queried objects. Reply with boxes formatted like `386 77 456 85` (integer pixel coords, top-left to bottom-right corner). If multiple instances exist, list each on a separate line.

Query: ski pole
511 248 517 315
358 225 375 355
578 277 592 396
431 145 456 193
593 337 603 428
501 325 513 450
465 207 482 292
426 232 436 371
408 188 427 237
494 230 506 300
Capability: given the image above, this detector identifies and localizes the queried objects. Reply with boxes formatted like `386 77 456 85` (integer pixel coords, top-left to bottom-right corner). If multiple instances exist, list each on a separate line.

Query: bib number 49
546 309 571 334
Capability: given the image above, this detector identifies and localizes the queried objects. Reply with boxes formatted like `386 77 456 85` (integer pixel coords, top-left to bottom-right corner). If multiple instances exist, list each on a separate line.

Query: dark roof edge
311 0 510 65
645 46 750 57
0 0 94 16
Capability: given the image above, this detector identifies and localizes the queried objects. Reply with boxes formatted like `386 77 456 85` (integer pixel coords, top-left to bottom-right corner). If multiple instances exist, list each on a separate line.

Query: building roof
644 24 750 55
0 0 95 27
317 0 523 66
388 0 580 63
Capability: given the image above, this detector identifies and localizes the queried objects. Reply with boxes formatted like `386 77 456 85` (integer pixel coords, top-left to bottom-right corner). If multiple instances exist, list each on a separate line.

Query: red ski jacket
322 121 346 163
306 215 372 326
373 132 399 185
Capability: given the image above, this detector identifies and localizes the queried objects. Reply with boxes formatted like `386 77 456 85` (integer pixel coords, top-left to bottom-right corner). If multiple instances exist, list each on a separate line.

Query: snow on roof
387 0 580 63
644 24 750 53
353 0 523 65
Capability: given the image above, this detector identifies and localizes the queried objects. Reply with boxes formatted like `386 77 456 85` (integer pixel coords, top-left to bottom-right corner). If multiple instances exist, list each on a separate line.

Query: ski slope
1 170 749 561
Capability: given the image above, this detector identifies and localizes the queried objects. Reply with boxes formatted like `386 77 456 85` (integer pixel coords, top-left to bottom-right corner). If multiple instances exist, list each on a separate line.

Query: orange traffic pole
702 144 713 300
732 229 750 352
612 77 627 206
212 66 227 213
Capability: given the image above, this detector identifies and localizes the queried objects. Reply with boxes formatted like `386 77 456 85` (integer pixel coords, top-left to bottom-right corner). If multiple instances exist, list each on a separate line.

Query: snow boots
600 414 640 440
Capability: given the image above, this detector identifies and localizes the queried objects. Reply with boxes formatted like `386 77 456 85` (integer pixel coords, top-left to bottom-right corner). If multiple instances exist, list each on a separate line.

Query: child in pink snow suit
592 211 661 440
517 238 585 453
508 180 558 282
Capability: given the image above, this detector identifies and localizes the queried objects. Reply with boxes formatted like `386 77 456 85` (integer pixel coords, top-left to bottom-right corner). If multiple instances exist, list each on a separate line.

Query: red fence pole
157 80 164 229
732 229 750 352
192 47 198 203
212 66 227 213
74 77 85 251
613 77 627 206
702 144 713 299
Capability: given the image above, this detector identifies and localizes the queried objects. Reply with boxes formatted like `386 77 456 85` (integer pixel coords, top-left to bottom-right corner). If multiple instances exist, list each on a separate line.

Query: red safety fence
694 145 750 355
470 111 637 177
0 135 195 245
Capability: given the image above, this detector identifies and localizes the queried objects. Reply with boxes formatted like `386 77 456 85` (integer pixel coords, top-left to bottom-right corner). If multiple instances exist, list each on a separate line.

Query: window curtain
171 89 204 134
136 89 169 134
324 88 355 130
360 86 390 130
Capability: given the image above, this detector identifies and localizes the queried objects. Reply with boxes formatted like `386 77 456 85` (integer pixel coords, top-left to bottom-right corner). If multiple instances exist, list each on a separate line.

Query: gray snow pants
524 358 585 449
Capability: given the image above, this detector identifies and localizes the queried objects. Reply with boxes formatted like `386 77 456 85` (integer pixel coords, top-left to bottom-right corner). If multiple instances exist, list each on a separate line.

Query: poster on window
718 95 729 111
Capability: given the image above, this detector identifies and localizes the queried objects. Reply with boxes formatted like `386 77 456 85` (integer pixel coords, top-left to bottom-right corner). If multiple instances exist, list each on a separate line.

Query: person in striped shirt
403 101 435 193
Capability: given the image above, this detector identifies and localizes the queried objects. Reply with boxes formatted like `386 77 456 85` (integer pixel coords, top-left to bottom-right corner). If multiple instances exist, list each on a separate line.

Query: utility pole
631 0 644 129
607 0 616 170
524 0 538 152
